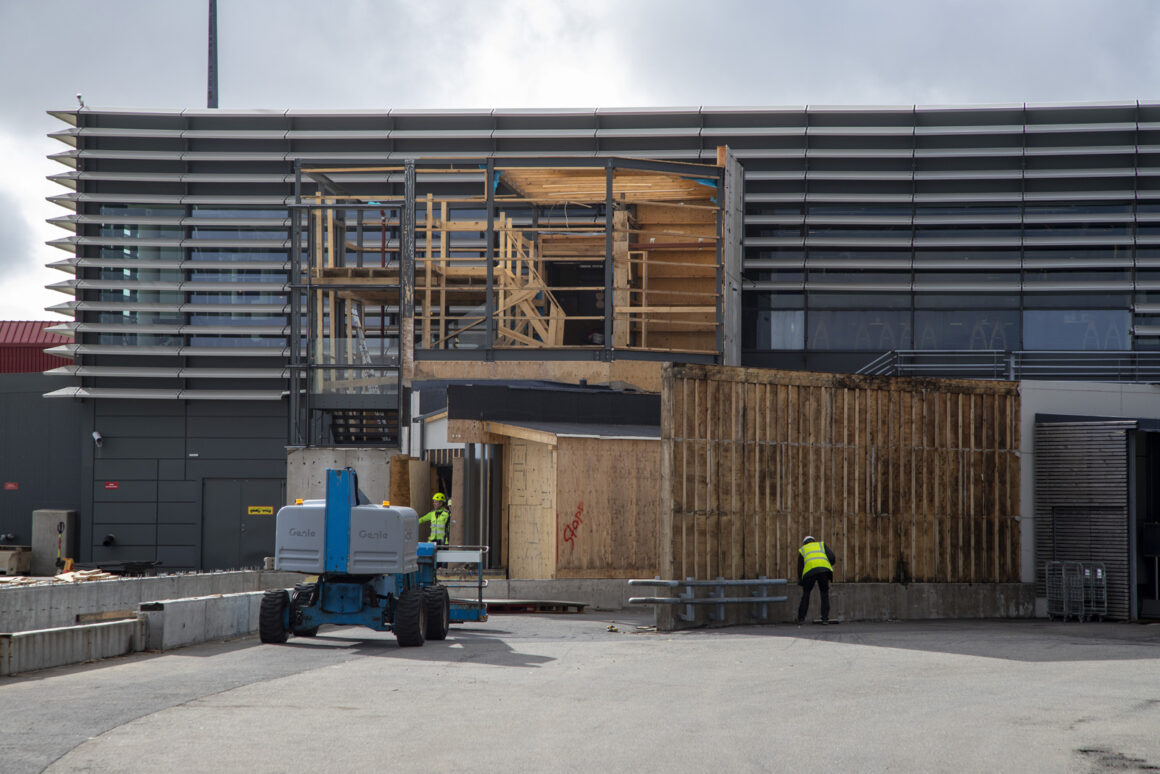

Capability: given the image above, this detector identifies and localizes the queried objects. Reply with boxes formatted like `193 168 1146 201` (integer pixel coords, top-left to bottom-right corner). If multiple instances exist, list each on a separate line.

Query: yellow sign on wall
247 506 274 516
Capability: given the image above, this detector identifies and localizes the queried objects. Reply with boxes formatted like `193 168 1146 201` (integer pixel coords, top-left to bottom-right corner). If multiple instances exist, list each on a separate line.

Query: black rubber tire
290 583 319 637
259 589 290 644
394 588 427 647
423 585 451 641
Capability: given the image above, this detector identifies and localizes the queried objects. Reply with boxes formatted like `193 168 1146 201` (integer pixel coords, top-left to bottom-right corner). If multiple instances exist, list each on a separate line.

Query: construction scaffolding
288 155 733 447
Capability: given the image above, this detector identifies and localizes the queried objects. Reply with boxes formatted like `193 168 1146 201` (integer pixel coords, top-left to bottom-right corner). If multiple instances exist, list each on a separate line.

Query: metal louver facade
43 101 1160 400
1034 420 1132 619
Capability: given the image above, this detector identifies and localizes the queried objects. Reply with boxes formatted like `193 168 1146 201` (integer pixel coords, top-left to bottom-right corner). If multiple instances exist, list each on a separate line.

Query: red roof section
0 321 70 347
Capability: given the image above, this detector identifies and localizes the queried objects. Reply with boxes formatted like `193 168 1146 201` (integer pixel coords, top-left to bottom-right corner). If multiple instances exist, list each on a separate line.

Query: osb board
450 456 465 547
499 167 716 204
554 437 661 579
505 438 557 579
410 359 664 393
661 364 1020 584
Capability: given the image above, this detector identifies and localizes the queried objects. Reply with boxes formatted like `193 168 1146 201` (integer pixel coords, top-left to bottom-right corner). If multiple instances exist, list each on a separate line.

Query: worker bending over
419 492 451 546
796 535 836 624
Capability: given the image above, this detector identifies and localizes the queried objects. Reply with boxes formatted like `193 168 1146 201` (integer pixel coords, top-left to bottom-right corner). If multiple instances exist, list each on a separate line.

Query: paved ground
2 612 1159 773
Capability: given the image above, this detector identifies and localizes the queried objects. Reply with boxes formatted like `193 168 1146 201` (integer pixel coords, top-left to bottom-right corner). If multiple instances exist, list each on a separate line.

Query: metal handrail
858 349 1160 383
629 576 788 623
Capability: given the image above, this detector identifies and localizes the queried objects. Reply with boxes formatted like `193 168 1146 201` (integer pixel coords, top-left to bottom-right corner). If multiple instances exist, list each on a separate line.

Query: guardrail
628 577 788 623
858 349 1160 383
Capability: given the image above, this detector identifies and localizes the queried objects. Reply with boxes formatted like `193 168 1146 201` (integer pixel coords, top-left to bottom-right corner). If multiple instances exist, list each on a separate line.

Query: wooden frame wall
660 365 1021 583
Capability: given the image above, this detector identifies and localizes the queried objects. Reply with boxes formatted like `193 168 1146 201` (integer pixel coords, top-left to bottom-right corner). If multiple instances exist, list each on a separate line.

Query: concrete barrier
0 618 145 676
0 571 302 633
140 591 266 651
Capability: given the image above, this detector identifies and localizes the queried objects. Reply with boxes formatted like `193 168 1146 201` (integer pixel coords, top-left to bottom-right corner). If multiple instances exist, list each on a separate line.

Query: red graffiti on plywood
562 502 584 547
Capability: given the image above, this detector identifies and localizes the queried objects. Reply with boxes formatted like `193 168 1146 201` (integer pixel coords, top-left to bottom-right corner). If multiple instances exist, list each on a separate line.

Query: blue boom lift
259 468 487 646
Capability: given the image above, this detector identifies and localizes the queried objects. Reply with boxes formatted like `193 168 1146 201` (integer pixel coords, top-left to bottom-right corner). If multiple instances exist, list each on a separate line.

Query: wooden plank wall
505 439 557 579
661 364 1021 583
554 437 660 579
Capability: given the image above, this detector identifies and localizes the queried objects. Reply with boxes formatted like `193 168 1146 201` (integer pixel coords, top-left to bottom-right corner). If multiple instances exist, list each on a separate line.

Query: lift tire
424 585 451 641
290 582 319 636
259 589 290 644
394 588 427 647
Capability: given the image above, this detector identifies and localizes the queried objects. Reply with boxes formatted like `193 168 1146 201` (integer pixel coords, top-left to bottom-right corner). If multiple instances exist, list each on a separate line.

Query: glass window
748 310 804 350
99 246 183 262
190 249 287 263
99 225 184 239
1023 310 1130 350
188 292 284 305
97 204 183 217
95 333 180 346
914 310 1019 350
808 293 911 309
807 311 912 351
189 269 284 283
97 311 182 326
191 207 288 218
98 268 183 282
190 228 287 240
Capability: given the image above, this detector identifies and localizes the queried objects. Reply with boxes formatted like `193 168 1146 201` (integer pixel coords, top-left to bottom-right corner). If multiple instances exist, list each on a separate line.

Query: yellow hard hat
432 493 447 502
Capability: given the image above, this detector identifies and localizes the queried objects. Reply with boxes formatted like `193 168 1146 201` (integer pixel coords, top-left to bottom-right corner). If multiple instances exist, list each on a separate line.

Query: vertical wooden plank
659 366 675 582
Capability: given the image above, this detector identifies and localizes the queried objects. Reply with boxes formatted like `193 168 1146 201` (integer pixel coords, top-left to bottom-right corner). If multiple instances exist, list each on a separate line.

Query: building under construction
13 104 1160 621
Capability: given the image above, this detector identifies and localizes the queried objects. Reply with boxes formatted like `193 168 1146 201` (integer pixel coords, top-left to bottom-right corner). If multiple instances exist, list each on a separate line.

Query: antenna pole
207 0 218 108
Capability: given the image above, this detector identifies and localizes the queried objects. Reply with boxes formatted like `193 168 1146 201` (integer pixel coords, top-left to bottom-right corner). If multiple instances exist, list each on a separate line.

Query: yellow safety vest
799 541 833 578
420 508 450 541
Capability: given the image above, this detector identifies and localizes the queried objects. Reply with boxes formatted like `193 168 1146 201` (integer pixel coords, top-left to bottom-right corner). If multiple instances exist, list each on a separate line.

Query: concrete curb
0 618 145 677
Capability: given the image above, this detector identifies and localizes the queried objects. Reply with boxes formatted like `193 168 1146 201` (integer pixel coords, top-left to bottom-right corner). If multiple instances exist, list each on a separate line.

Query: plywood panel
554 437 660 578
663 365 1021 583
505 438 557 579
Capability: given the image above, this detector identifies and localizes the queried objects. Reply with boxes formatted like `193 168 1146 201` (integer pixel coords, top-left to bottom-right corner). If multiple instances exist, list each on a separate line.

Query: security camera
92 431 103 447
76 93 85 108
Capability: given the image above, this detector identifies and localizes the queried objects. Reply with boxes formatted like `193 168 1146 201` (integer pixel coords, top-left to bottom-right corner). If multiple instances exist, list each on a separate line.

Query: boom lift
259 468 487 646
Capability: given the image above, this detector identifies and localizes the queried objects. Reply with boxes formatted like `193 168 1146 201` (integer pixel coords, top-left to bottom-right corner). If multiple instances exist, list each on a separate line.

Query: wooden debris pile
0 569 119 588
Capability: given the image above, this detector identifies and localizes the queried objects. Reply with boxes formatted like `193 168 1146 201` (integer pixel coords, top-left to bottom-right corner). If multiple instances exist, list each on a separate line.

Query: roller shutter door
1034 421 1132 620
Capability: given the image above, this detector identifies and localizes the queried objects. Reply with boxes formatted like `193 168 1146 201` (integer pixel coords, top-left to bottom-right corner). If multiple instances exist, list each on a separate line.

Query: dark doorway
202 478 285 569
1137 433 1160 619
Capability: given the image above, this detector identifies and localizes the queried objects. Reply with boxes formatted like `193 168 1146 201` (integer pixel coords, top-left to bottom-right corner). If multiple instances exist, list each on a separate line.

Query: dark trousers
797 570 832 622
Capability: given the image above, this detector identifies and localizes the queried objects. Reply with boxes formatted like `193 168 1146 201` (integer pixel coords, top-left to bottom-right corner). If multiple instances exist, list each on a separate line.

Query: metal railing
628 577 788 623
859 350 1160 383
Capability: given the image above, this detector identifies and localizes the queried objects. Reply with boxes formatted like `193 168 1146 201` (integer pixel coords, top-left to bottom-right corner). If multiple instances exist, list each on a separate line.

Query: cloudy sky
2 0 1160 319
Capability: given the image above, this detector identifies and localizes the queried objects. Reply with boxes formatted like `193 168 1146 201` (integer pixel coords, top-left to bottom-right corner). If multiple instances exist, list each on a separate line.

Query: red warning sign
3 482 17 491
104 482 119 490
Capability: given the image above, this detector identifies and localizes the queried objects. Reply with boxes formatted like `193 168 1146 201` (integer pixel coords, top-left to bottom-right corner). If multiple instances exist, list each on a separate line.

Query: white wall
1018 380 1160 582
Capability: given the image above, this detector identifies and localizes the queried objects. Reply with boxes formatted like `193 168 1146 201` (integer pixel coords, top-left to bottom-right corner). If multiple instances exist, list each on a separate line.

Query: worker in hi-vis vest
419 493 451 545
796 536 836 624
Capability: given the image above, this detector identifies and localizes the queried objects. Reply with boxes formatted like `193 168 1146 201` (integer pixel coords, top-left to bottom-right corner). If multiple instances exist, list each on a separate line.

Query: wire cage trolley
1045 561 1107 621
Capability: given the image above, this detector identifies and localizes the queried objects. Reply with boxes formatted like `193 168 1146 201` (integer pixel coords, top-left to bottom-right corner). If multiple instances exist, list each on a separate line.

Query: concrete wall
286 447 394 503
1018 381 1160 584
0 570 301 633
0 619 145 676
139 591 264 651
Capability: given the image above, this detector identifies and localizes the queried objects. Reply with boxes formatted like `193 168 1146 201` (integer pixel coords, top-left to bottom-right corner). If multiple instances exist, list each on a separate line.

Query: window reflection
1023 310 1130 350
808 311 911 351
914 310 1019 350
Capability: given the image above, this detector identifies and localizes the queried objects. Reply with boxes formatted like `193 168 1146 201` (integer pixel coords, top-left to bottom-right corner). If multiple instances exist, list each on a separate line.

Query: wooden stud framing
662 365 1021 583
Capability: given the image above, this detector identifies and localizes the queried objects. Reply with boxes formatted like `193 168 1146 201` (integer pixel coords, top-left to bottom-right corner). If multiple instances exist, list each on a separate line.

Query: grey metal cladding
46 101 1160 392
93 479 159 502
157 480 199 502
92 502 158 525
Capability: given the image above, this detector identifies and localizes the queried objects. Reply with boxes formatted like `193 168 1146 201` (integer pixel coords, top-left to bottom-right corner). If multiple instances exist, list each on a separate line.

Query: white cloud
0 129 67 320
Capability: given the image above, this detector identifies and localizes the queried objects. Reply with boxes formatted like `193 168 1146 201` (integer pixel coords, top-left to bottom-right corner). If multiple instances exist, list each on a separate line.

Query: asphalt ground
2 611 1159 774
